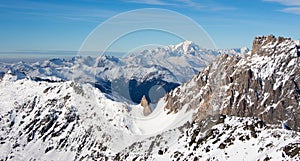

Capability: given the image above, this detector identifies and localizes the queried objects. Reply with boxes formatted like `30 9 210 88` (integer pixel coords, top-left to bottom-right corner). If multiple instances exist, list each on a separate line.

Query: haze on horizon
0 0 300 58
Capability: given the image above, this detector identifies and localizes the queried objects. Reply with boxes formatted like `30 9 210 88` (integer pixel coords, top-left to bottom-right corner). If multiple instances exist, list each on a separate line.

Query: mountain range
0 35 299 160
0 41 248 104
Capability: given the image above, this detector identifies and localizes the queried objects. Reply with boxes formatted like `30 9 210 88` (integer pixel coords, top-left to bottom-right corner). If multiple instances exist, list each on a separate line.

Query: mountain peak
172 40 199 54
252 34 294 55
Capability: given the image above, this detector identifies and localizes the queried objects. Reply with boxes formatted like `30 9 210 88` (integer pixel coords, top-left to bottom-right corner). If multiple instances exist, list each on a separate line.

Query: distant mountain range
0 41 248 104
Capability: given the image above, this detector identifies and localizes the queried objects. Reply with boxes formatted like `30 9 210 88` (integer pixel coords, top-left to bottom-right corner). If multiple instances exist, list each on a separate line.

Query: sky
0 0 300 57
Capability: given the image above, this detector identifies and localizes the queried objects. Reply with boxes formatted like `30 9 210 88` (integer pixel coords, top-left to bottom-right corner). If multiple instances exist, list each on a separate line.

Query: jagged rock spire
140 95 152 116
251 34 292 55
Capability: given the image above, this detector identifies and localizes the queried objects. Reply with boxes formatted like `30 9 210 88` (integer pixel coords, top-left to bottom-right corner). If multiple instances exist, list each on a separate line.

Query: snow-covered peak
95 55 120 67
170 40 199 54
295 39 300 46
49 58 64 65
240 46 250 54
7 69 13 74
1 69 26 82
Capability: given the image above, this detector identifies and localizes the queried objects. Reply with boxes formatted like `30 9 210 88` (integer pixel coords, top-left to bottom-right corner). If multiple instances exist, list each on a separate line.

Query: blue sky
0 0 300 56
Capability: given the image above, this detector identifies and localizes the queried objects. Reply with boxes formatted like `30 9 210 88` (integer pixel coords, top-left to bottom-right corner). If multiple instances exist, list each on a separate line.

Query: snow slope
0 77 194 160
116 115 300 161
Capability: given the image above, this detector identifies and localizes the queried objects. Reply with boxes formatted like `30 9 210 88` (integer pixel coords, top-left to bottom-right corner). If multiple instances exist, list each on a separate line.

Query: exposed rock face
164 35 300 130
141 95 152 116
252 34 292 56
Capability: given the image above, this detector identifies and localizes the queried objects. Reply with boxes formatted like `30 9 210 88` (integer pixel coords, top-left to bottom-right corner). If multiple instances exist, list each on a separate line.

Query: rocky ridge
164 35 300 130
115 115 300 160
0 79 139 160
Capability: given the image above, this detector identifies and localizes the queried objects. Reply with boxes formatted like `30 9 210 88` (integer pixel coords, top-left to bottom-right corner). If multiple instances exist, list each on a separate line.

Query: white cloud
122 0 174 6
264 0 300 6
123 0 204 9
281 7 300 14
0 1 117 22
123 0 235 11
174 0 204 9
264 0 300 14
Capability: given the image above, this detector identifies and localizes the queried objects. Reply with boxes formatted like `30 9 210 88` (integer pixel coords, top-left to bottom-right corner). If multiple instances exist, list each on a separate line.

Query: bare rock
141 95 152 116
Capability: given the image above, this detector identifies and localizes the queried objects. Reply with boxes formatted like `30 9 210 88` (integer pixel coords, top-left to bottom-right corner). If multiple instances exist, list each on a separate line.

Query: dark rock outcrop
252 34 292 55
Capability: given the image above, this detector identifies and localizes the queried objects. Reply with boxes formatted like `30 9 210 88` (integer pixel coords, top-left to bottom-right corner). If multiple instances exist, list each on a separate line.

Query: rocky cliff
165 35 300 130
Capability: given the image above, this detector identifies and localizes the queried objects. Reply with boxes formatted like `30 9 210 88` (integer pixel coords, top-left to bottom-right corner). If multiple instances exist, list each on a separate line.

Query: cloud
123 0 235 11
264 0 300 14
264 0 300 6
122 0 174 6
123 0 201 8
281 7 300 14
174 0 204 9
0 1 117 22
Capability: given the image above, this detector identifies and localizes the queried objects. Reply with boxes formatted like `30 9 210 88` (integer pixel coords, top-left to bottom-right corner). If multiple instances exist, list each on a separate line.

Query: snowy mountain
114 35 300 160
0 36 299 160
0 41 246 104
164 35 300 129
1 79 299 160
0 78 194 160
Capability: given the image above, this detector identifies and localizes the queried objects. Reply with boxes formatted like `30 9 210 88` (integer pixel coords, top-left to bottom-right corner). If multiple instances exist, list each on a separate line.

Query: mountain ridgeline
165 35 300 130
